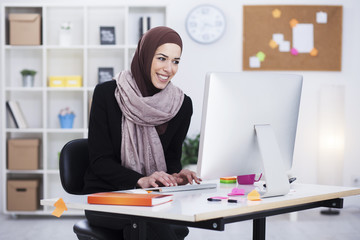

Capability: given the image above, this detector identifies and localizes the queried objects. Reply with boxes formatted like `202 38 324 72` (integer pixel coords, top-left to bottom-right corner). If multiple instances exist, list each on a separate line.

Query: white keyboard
146 183 217 193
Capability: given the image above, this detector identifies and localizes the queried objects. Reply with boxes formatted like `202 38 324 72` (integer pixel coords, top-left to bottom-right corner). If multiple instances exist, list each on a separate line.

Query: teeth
158 75 168 80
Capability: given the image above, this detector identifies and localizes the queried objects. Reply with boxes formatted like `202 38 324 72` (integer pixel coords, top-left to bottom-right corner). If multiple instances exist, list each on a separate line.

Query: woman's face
150 43 181 90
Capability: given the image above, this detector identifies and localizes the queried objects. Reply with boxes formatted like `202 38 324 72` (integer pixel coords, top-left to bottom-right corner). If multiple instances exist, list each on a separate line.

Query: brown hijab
131 26 183 97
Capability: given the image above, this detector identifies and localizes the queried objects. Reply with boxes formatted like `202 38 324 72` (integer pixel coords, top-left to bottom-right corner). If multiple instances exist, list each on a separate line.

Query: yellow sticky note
247 189 261 201
289 19 299 28
52 198 67 217
269 40 278 49
310 48 318 57
272 9 281 18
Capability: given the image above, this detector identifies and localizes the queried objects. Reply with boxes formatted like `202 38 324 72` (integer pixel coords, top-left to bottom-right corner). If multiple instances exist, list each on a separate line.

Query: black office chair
59 139 121 240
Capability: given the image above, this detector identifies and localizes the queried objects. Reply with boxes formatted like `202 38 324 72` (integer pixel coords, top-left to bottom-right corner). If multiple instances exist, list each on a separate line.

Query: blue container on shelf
58 113 75 129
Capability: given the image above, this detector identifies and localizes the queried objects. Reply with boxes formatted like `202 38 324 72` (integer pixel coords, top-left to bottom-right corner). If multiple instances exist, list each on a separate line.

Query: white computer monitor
197 72 303 197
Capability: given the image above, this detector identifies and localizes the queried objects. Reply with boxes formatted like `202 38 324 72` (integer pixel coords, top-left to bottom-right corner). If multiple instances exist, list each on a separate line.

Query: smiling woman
150 43 181 90
83 26 198 240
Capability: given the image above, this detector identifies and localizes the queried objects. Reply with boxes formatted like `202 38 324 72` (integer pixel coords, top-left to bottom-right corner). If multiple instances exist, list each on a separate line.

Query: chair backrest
59 138 89 195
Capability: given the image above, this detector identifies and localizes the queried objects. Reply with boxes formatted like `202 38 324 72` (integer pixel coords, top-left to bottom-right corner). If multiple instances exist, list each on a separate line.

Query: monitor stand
255 124 290 198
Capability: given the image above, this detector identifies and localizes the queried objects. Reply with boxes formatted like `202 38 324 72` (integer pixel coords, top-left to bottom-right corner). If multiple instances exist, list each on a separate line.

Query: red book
88 192 173 207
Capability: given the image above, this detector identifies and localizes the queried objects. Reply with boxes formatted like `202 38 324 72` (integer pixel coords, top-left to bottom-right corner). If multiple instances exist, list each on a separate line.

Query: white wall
1 0 359 207
168 0 360 190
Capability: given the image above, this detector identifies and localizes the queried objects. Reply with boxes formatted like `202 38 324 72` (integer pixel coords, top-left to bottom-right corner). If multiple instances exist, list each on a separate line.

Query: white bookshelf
1 3 167 215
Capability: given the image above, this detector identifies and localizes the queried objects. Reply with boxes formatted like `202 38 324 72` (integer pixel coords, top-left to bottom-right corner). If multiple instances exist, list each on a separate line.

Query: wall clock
186 5 226 44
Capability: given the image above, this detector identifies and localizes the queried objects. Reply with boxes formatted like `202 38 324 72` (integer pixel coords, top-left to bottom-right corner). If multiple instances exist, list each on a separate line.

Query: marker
228 199 237 203
207 197 221 202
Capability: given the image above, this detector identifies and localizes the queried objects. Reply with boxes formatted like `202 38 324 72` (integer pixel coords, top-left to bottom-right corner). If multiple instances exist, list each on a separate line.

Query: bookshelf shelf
1 3 167 215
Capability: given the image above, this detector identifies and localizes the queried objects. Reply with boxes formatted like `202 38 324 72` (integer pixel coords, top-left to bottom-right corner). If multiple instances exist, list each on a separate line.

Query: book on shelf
139 16 151 39
6 100 28 129
88 192 173 207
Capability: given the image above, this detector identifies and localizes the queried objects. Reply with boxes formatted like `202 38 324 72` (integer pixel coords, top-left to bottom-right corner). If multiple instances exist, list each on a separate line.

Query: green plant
181 133 200 167
20 69 37 76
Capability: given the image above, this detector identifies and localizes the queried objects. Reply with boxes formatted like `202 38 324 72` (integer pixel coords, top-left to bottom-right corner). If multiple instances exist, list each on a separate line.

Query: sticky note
316 11 327 24
279 41 290 52
269 39 278 49
310 48 318 56
272 33 284 44
272 9 281 18
290 48 298 56
256 51 266 62
289 18 299 28
52 198 67 218
247 189 261 201
292 23 314 53
249 56 260 68
220 177 237 184
228 188 245 196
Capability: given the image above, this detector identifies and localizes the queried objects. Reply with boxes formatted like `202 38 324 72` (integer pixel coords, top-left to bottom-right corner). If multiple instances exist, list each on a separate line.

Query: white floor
1 207 359 240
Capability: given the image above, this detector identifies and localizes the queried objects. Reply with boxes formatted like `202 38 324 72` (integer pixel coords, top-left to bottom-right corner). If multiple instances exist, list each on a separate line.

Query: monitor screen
197 72 303 197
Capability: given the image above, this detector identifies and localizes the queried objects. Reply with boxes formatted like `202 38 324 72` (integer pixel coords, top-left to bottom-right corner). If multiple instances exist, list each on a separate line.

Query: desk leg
253 218 266 240
130 219 147 240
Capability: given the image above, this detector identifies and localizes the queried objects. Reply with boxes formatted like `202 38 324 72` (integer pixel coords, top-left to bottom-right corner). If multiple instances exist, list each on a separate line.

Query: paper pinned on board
316 11 328 24
279 41 290 52
293 23 314 53
249 56 261 68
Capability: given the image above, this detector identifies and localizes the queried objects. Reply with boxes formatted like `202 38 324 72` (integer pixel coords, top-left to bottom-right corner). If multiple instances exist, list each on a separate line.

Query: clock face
186 5 226 44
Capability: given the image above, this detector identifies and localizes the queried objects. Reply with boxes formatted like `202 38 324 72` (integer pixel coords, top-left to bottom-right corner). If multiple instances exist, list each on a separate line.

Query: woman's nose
163 61 172 72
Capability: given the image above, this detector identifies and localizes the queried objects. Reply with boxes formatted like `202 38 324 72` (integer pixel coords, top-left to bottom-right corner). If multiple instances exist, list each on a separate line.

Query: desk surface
41 182 360 222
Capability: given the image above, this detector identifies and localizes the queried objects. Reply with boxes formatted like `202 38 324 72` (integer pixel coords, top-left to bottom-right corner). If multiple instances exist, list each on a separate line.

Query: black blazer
83 80 192 193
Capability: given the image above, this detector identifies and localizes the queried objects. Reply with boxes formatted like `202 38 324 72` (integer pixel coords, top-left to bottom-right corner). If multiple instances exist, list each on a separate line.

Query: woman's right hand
136 171 178 188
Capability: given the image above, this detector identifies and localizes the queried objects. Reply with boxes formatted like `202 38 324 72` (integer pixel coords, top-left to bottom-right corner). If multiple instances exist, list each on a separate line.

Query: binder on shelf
88 192 173 207
139 16 151 39
6 100 28 129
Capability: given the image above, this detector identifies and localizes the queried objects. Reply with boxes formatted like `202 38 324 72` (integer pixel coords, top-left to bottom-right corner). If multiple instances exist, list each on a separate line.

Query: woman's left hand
173 169 202 185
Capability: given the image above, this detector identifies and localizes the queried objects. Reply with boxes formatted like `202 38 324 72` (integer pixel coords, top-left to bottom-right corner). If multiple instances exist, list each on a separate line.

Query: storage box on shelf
7 179 39 211
9 13 41 45
1 3 167 215
8 138 40 170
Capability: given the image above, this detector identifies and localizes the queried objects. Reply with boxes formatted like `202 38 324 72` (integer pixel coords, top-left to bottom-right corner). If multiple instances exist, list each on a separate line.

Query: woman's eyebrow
156 53 181 60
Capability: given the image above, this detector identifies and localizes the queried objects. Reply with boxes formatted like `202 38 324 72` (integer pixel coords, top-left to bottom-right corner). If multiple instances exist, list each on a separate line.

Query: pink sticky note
290 48 298 56
228 188 245 196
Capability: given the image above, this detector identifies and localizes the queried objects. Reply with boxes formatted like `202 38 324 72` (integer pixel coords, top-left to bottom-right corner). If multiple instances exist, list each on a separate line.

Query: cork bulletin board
243 5 343 71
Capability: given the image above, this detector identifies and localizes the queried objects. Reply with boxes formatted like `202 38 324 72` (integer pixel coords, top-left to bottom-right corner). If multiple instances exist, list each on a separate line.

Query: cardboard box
7 180 39 211
49 76 66 87
9 13 41 45
7 139 40 170
65 76 82 87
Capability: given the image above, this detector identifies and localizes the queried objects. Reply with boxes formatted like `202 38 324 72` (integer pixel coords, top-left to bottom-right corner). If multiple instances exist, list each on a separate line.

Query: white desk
41 182 360 240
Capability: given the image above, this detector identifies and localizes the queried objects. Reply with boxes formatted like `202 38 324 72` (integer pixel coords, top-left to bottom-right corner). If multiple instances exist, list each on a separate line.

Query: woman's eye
173 60 180 65
158 57 166 61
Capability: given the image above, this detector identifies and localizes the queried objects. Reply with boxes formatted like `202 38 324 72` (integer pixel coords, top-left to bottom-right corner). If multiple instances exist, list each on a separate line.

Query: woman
84 26 200 239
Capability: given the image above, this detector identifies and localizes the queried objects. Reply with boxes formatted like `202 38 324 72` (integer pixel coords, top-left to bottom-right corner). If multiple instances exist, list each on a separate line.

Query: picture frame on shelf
100 26 116 45
98 67 114 83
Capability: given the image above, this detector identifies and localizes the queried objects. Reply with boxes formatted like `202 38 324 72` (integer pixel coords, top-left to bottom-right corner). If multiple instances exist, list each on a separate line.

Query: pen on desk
207 197 221 202
227 199 237 203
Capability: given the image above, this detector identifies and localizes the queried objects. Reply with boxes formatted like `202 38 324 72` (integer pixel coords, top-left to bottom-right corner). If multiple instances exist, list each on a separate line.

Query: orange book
88 192 173 207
